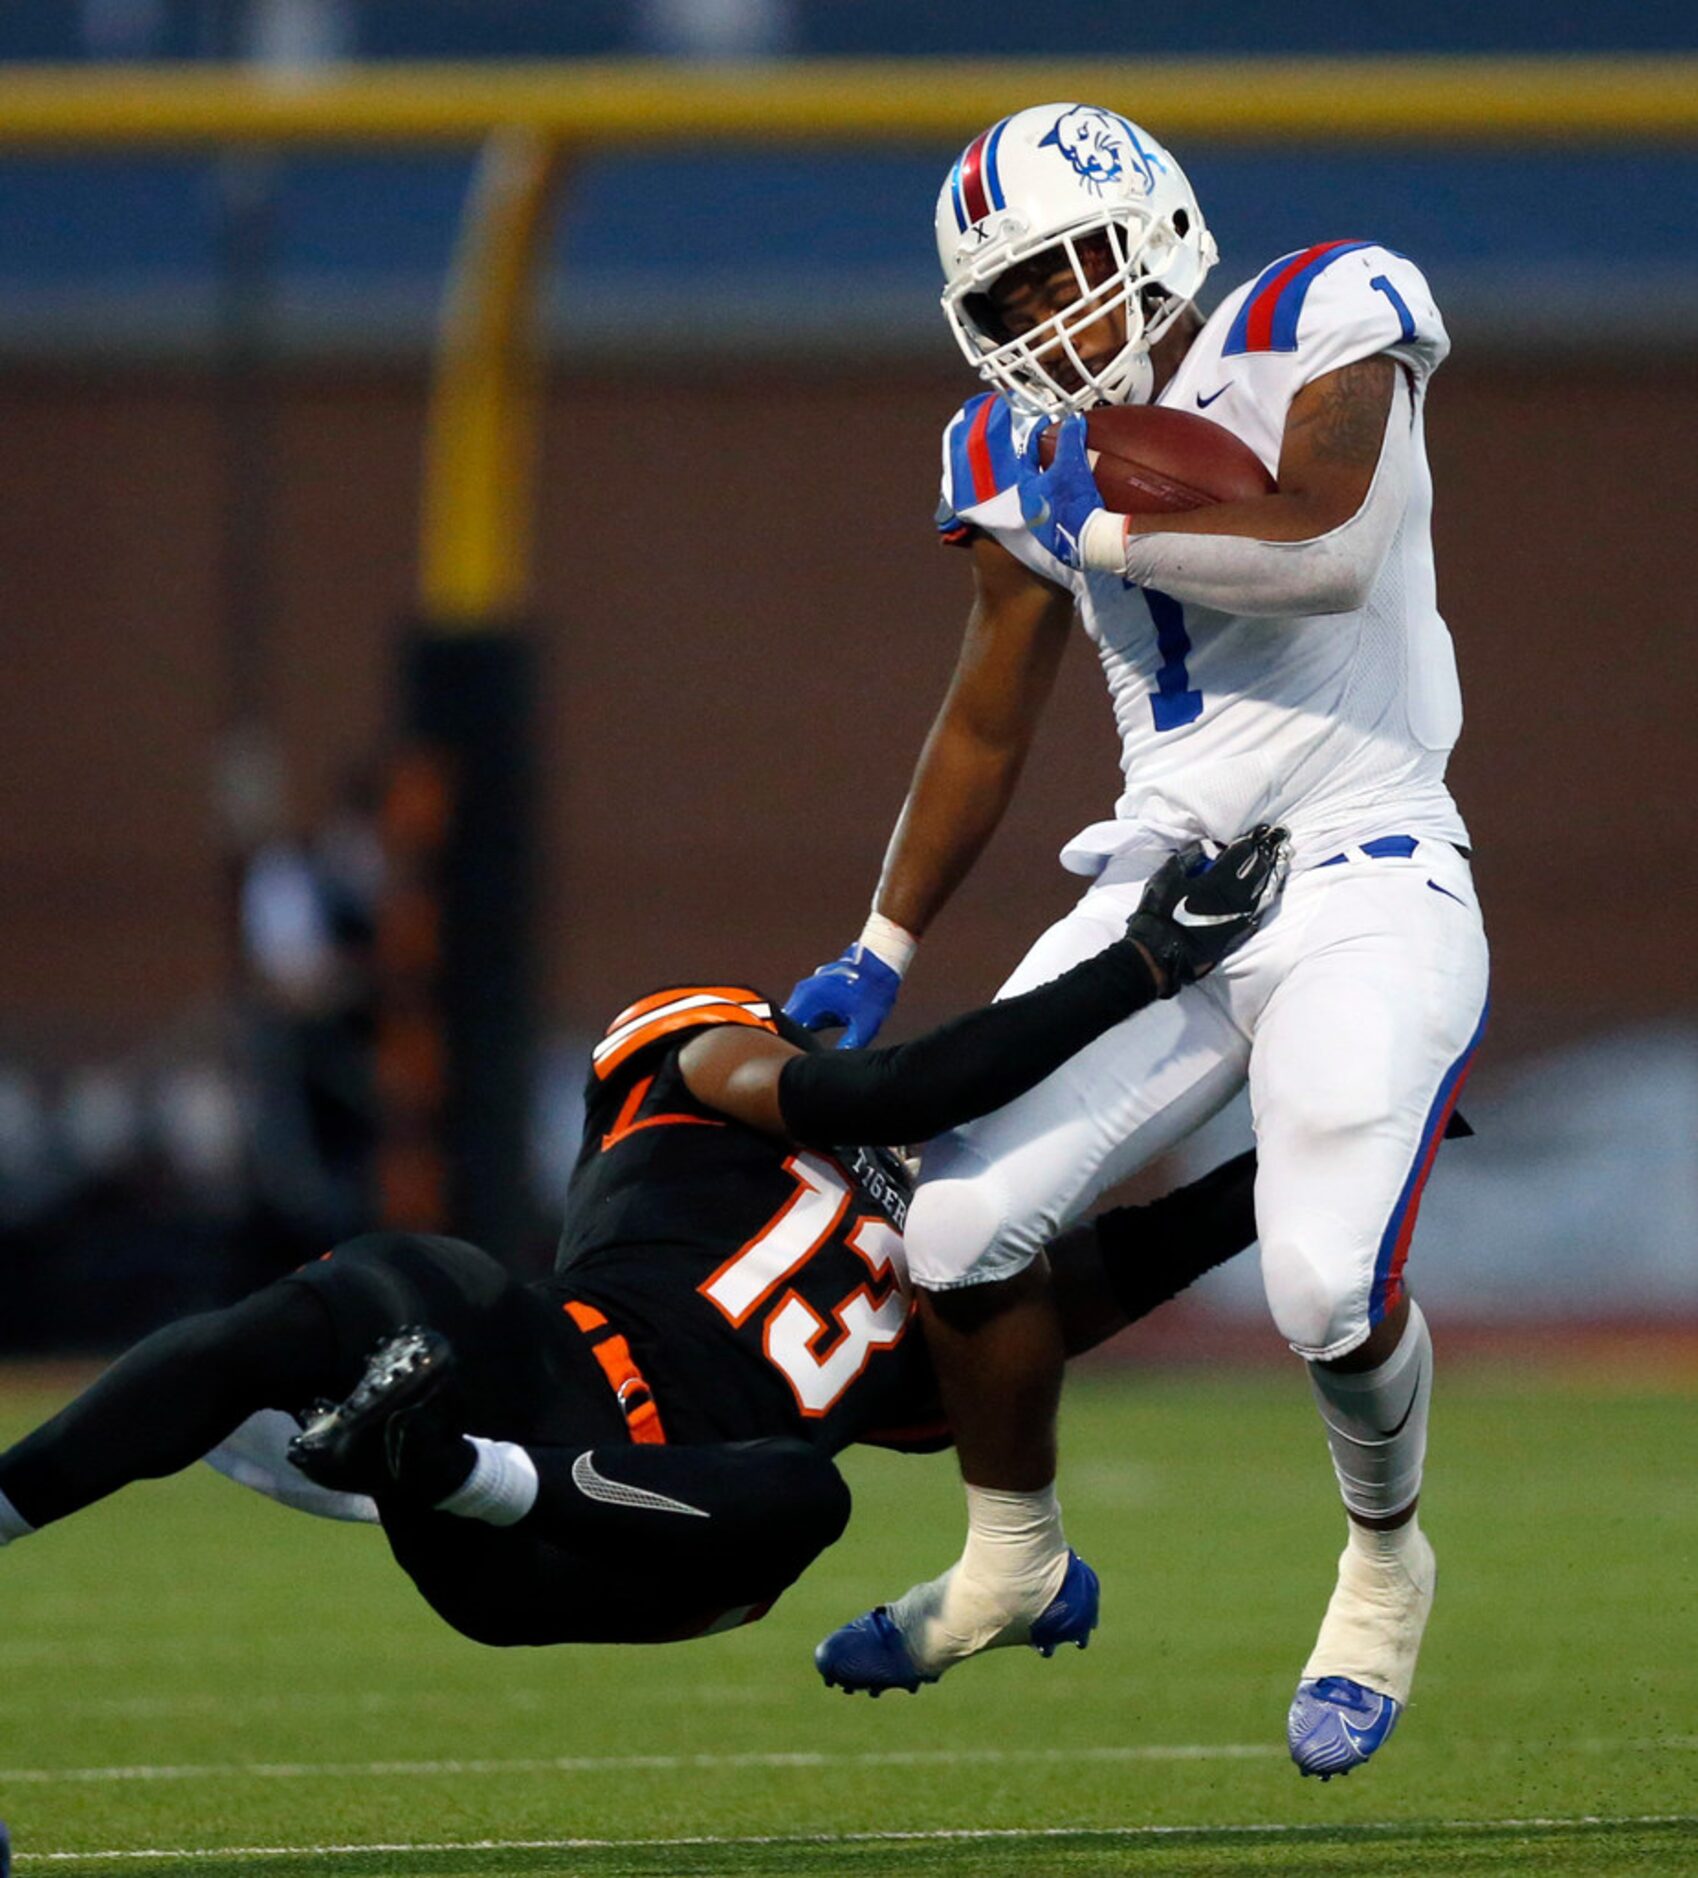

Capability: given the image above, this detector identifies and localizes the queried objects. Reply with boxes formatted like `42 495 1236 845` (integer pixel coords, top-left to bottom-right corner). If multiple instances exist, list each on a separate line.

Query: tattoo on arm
1288 357 1395 470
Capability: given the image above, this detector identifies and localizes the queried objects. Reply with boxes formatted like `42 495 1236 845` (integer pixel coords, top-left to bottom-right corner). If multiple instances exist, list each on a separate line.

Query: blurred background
1 2 1693 1356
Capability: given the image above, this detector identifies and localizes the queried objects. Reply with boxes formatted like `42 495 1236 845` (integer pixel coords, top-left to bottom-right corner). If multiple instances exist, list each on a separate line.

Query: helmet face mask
936 105 1217 417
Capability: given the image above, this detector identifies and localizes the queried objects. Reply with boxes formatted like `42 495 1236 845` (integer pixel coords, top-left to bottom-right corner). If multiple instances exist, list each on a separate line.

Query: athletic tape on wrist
859 912 918 976
1079 508 1132 573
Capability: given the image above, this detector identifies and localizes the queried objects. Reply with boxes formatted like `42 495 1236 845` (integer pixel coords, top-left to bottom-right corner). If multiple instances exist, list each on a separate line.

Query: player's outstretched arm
784 536 1072 1047
693 826 1288 1146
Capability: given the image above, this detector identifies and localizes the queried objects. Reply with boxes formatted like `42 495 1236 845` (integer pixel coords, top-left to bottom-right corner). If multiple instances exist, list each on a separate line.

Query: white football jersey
936 241 1470 873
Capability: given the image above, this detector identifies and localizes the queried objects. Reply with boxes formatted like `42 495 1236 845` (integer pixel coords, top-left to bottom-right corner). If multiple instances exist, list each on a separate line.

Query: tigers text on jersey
550 985 944 1455
936 241 1470 875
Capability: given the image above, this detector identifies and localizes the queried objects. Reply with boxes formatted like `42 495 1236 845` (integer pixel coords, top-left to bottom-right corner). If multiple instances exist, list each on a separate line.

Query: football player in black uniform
0 829 1285 1650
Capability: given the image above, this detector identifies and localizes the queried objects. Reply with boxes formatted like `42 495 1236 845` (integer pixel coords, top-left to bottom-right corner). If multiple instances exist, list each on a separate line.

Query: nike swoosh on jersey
570 1450 710 1518
1195 385 1232 409
1171 902 1244 928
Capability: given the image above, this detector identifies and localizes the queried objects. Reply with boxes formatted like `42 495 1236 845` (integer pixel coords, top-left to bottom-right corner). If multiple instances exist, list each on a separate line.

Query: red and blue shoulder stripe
1223 240 1378 356
946 393 1020 514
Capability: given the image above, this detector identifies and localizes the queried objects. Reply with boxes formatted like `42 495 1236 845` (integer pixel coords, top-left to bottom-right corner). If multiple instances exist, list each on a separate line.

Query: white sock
0 1486 33 1545
889 1483 1071 1677
434 1437 538 1527
1349 1517 1423 1566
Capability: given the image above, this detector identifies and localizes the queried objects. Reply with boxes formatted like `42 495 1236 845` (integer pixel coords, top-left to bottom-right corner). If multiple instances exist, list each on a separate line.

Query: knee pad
904 1172 1005 1290
734 1438 852 1557
905 1153 1034 1291
1259 1221 1372 1359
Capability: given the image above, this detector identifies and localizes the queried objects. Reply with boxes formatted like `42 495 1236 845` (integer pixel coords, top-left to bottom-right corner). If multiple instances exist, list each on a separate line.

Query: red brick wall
3 357 1693 1060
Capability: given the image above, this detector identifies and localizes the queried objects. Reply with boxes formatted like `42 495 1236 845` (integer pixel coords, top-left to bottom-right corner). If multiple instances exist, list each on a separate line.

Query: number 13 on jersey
698 1152 911 1415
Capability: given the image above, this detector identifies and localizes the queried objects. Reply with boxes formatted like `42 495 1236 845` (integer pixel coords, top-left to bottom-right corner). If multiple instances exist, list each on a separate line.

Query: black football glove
1125 824 1291 998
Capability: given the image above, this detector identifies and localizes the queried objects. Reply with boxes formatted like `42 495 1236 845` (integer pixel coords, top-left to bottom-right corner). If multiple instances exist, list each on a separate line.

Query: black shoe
287 1327 463 1499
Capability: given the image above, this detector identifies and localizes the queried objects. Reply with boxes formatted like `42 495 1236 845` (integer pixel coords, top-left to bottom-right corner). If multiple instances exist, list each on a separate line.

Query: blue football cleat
1029 1550 1100 1657
815 1550 1100 1694
815 1604 933 1696
1287 1675 1402 1779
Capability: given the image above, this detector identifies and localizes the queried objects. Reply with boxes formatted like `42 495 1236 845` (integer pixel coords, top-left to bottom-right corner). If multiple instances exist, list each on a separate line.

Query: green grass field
0 1362 1692 1876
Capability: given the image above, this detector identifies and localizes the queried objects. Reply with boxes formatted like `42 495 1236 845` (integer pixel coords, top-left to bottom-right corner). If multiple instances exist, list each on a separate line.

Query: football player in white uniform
790 102 1490 1779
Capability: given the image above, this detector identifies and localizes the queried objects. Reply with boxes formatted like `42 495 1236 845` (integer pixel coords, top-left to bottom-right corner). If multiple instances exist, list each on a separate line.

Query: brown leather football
1037 405 1276 515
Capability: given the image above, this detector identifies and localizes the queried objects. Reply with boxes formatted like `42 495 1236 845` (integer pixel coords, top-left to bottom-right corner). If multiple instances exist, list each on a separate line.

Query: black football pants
0 1239 851 1647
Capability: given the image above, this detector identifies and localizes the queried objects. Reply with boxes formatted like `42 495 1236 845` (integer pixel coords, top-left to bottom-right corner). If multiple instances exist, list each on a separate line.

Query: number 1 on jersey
1145 588 1203 730
1369 273 1417 343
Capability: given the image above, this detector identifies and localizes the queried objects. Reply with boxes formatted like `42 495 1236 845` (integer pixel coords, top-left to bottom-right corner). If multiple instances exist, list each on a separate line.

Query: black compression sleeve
777 939 1159 1149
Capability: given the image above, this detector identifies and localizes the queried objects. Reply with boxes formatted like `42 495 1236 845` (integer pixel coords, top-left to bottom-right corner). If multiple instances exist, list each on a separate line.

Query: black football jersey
547 985 944 1456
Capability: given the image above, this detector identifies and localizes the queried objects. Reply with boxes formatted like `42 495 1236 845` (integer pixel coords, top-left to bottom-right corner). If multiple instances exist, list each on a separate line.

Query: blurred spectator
154 1061 247 1214
635 0 795 58
239 766 384 1259
79 0 166 59
60 1066 144 1180
242 0 353 70
0 1067 58 1229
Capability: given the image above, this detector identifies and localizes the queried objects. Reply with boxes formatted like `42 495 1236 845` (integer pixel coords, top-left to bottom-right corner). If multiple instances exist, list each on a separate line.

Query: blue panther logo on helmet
1040 106 1164 197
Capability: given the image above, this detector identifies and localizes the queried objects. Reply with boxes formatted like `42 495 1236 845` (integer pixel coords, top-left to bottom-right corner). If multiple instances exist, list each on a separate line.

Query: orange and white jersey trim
591 985 776 1082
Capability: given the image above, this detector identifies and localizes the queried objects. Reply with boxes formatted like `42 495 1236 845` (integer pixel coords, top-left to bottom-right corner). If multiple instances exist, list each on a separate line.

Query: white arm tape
859 910 918 975
1100 373 1414 619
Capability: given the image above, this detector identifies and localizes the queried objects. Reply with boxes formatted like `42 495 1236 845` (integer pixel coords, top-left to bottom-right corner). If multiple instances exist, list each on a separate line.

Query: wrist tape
858 911 918 976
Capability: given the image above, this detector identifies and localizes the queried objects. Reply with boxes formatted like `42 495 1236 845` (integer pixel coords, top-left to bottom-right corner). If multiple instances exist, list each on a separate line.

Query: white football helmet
935 103 1217 416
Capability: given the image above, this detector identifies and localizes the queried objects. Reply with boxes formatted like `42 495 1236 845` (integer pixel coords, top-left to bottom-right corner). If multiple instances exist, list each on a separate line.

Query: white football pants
905 837 1489 1359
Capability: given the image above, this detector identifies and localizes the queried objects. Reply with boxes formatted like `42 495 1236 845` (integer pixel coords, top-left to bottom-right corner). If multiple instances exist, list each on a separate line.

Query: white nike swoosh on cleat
570 1450 710 1518
1338 1702 1386 1759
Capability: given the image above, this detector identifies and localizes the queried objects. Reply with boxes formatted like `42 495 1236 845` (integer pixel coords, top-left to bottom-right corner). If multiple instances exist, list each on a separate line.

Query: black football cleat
287 1327 460 1498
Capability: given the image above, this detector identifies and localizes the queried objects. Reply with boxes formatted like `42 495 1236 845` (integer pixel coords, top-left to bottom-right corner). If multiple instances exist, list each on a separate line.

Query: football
1038 405 1275 515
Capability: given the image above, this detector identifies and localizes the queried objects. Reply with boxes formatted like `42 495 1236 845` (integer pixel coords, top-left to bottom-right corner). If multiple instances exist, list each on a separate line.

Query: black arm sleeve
777 938 1159 1149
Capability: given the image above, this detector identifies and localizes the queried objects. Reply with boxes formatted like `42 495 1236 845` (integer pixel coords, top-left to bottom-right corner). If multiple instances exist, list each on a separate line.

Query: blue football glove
784 945 902 1048
1017 415 1107 570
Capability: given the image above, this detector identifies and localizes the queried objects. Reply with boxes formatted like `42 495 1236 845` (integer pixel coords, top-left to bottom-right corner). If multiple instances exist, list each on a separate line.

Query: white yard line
0 1685 770 1719
12 1815 1697 1866
4 1733 1692 1787
0 1742 1279 1786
